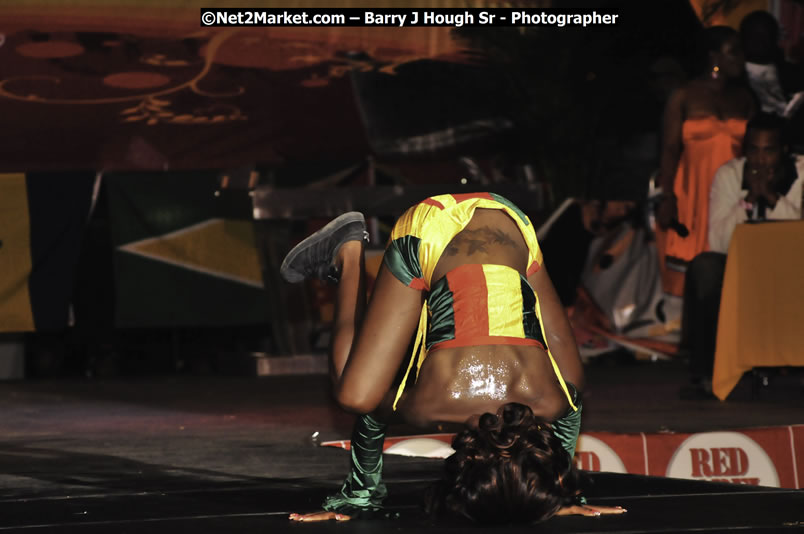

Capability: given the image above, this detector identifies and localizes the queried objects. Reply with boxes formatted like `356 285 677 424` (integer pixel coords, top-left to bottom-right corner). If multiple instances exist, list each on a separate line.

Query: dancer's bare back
390 209 574 426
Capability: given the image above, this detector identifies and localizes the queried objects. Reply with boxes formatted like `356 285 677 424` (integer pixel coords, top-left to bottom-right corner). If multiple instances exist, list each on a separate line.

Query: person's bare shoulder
669 83 690 101
682 78 709 96
664 84 690 115
682 79 719 107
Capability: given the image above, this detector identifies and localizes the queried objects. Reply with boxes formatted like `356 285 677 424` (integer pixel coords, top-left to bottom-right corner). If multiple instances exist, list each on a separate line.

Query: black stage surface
1 360 802 533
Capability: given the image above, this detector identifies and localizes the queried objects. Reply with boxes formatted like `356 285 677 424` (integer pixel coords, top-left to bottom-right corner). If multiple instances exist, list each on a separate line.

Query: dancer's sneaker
280 212 368 283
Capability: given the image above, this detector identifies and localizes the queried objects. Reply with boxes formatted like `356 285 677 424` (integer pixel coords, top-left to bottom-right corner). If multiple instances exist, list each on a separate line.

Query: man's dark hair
740 10 780 42
745 113 798 195
740 11 783 65
745 112 790 147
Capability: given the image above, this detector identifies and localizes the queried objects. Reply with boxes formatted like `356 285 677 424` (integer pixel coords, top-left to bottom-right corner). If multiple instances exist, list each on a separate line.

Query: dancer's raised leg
329 240 366 383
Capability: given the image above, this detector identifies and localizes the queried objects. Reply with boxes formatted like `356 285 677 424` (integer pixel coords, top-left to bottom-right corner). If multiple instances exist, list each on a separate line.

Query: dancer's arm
557 504 627 517
290 267 422 523
334 264 425 414
290 512 350 522
528 263 585 393
290 502 628 521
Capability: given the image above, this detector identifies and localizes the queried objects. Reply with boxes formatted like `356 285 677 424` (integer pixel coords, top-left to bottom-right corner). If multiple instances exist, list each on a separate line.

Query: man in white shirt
681 113 802 398
708 123 804 253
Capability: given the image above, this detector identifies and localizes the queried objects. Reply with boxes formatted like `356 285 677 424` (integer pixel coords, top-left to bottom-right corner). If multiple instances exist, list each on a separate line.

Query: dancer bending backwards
281 193 625 524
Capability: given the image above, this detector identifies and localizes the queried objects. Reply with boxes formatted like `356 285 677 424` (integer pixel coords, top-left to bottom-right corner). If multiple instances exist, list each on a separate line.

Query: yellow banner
0 174 34 332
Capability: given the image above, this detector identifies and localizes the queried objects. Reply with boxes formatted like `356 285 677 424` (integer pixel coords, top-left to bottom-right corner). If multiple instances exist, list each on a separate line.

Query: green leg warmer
552 399 582 460
551 382 582 460
550 382 586 505
322 414 388 516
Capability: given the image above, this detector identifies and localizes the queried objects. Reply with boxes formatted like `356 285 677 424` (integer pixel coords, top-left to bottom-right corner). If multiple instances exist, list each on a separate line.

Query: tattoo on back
445 226 519 256
444 242 460 256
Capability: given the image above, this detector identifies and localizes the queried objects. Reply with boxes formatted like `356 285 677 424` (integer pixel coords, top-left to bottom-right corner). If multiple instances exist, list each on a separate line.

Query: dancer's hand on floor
556 504 626 517
288 511 351 522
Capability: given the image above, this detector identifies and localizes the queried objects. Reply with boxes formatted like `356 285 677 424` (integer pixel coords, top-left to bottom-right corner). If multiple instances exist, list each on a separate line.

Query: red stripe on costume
526 261 541 276
430 337 545 351
451 192 493 203
447 264 489 339
409 277 428 290
420 198 445 210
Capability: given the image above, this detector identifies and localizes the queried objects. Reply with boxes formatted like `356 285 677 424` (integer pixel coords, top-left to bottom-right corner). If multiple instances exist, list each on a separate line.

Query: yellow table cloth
713 220 804 400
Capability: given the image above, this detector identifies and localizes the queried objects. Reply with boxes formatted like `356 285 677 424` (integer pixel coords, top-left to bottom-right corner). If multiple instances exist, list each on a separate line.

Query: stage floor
0 359 802 532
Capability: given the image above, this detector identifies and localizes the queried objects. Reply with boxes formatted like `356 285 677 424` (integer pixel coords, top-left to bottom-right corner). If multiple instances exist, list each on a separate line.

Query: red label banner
322 424 803 489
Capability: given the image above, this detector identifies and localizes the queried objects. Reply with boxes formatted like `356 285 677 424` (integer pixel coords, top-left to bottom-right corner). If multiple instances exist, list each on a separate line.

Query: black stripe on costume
382 235 423 288
521 276 546 347
490 193 529 226
426 275 456 349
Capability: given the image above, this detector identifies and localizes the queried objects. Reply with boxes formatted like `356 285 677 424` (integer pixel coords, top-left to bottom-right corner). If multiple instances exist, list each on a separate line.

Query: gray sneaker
280 212 368 283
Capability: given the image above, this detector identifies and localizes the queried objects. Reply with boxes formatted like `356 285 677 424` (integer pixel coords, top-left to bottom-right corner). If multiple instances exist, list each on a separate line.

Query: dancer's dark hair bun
425 402 580 524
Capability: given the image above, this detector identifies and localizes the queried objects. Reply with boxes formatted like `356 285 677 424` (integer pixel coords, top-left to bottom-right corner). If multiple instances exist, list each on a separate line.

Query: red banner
322 424 804 489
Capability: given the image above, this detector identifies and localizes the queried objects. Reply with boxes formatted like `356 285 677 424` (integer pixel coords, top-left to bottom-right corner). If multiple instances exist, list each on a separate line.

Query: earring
711 65 720 79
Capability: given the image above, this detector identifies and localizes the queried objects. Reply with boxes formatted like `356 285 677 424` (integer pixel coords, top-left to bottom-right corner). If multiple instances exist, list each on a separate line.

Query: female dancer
281 193 625 523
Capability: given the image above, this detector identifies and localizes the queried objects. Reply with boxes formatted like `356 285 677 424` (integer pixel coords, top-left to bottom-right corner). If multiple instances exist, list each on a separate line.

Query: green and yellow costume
323 193 582 516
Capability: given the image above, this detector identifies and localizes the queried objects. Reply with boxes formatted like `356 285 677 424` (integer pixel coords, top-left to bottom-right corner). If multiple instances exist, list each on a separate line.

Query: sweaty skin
401 345 568 426
387 209 568 427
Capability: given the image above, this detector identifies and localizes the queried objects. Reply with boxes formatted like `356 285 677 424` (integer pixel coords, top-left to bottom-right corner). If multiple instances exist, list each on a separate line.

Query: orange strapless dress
659 116 747 295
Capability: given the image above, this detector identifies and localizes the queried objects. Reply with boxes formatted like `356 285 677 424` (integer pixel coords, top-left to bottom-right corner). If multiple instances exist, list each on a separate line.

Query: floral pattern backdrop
0 0 477 172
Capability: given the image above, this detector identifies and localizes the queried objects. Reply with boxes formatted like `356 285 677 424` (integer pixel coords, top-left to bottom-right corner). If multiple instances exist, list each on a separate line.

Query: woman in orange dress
656 26 756 295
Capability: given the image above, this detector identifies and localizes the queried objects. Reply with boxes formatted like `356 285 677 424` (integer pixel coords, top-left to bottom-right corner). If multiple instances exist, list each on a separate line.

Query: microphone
756 197 768 220
669 219 689 237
